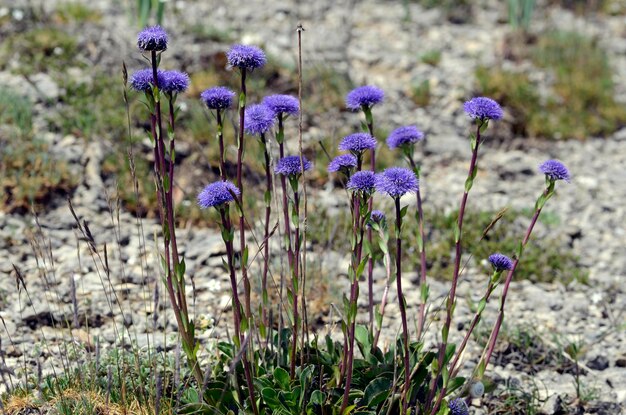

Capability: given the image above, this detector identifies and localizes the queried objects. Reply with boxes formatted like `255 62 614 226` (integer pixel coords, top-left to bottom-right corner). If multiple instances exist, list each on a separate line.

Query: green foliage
0 88 33 136
0 27 78 75
420 50 442 66
136 0 166 28
53 2 102 24
410 79 431 107
476 31 626 139
0 137 77 213
508 0 536 31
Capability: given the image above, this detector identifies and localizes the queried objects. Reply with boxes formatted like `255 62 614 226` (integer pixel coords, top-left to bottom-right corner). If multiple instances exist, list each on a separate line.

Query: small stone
615 355 626 368
587 355 609 371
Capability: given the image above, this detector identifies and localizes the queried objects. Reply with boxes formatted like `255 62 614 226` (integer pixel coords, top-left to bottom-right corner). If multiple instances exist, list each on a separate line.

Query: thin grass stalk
372 221 391 350
216 109 227 181
290 187 301 379
259 132 272 328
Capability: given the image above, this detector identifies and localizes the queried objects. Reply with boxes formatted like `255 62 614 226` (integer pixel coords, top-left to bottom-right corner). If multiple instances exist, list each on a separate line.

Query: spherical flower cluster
370 210 386 223
448 398 469 415
328 154 358 173
130 68 163 92
227 44 266 70
345 85 384 111
539 159 570 183
464 97 503 121
275 155 312 176
197 181 240 209
346 171 376 194
375 167 419 198
137 26 168 52
160 70 189 94
386 125 424 149
244 104 275 135
263 94 299 117
488 253 513 271
201 87 235 110
338 133 377 153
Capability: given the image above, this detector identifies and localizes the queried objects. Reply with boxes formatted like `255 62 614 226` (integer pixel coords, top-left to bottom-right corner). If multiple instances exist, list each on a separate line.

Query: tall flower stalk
339 171 376 414
369 210 392 350
275 155 312 378
346 85 384 333
227 44 266 323
243 103 276 329
427 97 503 413
201 87 236 181
477 160 570 377
131 26 203 386
386 125 428 339
375 167 419 413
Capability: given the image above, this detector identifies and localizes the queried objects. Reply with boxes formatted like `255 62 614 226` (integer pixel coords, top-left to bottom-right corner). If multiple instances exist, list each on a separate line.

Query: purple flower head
464 97 503 121
137 26 168 52
244 104 275 135
375 167 419 198
130 68 163 92
197 181 240 209
347 171 376 194
488 253 513 271
275 155 312 177
227 44 266 70
263 94 299 117
371 210 386 223
201 87 235 110
387 126 424 149
346 85 384 111
539 159 570 183
448 398 469 415
160 70 189 94
339 133 377 154
328 154 358 173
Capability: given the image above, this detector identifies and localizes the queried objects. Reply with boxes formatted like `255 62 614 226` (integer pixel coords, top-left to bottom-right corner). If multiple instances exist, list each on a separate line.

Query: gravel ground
1 0 625 413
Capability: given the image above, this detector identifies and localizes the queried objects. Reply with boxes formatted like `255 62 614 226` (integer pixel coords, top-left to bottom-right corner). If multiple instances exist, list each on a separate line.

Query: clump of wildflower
227 44 266 69
346 171 376 194
197 181 240 209
448 398 469 415
130 68 163 92
386 125 424 149
328 154 358 173
201 87 235 110
339 133 377 153
244 104 275 135
371 210 386 223
137 26 168 52
275 155 312 177
488 253 513 271
539 159 570 182
263 94 299 117
160 70 189 94
346 85 384 111
375 167 419 198
463 97 503 121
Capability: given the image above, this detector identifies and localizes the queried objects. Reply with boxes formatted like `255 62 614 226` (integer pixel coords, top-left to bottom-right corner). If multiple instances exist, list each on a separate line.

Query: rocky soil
1 0 625 413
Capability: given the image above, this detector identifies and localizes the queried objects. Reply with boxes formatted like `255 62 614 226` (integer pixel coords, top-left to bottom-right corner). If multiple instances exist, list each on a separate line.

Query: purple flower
201 87 235 110
227 44 266 70
137 26 168 52
371 210 386 223
160 70 189 94
328 154 358 173
375 167 419 198
488 253 513 271
130 68 163 92
275 155 312 177
338 133 377 153
197 181 240 209
346 85 384 111
244 104 275 135
387 126 424 149
347 171 376 194
263 94 299 117
464 97 503 121
448 398 469 415
539 159 570 182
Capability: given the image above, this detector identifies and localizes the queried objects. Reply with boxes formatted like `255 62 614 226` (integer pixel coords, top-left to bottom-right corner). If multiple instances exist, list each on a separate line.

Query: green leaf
354 325 371 356
239 92 246 109
446 376 466 395
420 283 429 304
400 205 409 219
362 377 392 407
273 367 290 390
261 387 280 409
310 390 324 405
264 190 272 206
453 222 461 244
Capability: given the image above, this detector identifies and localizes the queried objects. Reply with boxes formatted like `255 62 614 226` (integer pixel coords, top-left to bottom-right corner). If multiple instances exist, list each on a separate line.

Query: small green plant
410 79 431 107
53 2 102 24
508 0 536 31
421 49 442 66
0 88 33 136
